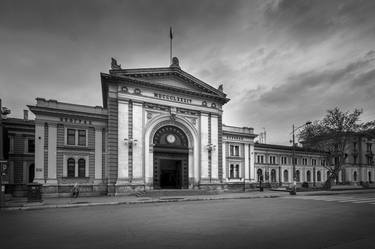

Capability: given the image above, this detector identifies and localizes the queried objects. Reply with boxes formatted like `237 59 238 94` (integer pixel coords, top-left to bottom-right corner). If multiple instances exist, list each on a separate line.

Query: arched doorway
153 126 189 189
29 164 35 183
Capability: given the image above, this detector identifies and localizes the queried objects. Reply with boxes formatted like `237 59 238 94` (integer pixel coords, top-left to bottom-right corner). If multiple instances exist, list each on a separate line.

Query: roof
254 142 326 154
101 62 230 108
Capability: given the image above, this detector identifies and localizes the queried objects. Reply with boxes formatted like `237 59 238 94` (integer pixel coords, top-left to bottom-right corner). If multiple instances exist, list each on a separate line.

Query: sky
1 0 375 145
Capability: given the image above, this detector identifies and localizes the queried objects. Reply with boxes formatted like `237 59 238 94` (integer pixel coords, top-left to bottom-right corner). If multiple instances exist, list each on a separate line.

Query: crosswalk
283 194 375 205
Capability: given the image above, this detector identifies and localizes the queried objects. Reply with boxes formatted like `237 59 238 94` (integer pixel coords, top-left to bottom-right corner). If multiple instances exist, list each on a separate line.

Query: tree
298 107 375 189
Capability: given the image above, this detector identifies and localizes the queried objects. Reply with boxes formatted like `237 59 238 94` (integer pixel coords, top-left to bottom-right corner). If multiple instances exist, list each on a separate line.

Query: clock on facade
166 134 176 144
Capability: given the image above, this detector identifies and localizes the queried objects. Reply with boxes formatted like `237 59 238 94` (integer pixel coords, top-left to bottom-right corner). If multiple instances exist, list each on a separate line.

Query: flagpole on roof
169 26 173 65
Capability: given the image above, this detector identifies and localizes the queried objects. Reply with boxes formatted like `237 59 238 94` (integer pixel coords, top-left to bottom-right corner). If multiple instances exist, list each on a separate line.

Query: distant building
2 113 35 197
2 58 374 197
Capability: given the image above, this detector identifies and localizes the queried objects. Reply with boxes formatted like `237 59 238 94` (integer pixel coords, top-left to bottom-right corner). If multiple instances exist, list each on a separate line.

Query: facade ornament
170 57 181 69
111 57 122 70
170 107 177 120
147 112 153 120
218 84 223 92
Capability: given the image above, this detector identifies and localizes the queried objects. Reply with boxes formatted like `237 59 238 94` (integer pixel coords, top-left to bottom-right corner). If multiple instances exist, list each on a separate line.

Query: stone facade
3 58 374 197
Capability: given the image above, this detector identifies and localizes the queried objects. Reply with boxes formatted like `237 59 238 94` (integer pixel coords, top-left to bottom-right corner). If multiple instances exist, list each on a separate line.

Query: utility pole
291 124 296 195
0 99 5 206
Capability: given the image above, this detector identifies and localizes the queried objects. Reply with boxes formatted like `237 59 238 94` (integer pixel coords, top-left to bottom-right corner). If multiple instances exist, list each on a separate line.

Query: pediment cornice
108 67 227 98
101 72 230 103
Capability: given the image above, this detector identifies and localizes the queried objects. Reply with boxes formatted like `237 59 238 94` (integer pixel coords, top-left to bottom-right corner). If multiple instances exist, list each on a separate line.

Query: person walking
72 182 79 198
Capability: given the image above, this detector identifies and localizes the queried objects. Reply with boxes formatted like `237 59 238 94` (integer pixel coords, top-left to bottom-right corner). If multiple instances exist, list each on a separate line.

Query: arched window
317 171 321 182
283 170 288 182
257 169 263 182
271 169 276 182
296 170 300 182
229 164 234 179
78 158 86 178
67 158 75 177
369 172 372 183
235 165 240 178
307 170 311 182
353 171 357 182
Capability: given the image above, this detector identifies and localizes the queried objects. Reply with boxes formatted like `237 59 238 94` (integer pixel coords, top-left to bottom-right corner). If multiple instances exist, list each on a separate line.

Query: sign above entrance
154 93 192 104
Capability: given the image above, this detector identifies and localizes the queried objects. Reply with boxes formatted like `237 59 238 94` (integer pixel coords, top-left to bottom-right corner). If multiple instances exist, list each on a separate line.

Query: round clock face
166 134 176 144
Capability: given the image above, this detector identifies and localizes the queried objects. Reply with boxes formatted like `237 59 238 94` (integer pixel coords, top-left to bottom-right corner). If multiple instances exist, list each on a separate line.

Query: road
1 193 375 249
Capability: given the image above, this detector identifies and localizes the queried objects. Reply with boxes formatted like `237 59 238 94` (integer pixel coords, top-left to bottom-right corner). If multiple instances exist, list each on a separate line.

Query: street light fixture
290 121 311 195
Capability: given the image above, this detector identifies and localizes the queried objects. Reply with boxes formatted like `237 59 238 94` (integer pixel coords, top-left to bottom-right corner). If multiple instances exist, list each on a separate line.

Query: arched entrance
153 126 189 189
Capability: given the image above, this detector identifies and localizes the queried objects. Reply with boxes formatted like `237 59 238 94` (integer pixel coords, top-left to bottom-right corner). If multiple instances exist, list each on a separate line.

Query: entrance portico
105 57 230 194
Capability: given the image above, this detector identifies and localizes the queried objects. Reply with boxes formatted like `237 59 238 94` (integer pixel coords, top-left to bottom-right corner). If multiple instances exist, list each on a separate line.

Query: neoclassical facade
2 57 374 197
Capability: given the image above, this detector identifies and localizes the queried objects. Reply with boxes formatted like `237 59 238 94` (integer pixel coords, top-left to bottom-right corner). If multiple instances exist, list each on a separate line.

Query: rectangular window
281 156 287 165
293 158 298 165
321 159 326 166
353 155 357 164
257 155 264 164
230 145 239 156
302 158 308 165
367 156 373 165
8 136 14 153
312 159 316 166
67 129 76 145
27 139 35 153
270 156 276 164
367 143 372 152
78 130 86 146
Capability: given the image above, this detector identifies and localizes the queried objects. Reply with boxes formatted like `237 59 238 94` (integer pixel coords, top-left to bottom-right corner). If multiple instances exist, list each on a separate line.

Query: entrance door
152 125 189 189
29 164 35 183
153 154 188 189
160 159 181 189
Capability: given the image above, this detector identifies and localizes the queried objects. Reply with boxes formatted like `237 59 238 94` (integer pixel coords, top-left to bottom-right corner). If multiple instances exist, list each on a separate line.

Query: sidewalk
2 188 375 211
2 190 286 211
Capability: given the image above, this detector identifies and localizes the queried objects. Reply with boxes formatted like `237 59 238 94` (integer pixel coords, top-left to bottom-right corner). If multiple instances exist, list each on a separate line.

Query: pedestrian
72 182 79 198
259 175 264 192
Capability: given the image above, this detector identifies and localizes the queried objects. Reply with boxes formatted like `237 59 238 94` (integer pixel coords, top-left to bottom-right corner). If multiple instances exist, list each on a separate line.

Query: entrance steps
134 189 218 198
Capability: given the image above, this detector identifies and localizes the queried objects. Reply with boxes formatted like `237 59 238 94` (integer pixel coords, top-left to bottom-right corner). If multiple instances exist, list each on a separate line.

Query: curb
1 194 281 211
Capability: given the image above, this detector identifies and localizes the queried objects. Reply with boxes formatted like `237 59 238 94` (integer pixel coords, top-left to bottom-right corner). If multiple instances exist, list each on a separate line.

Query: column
47 123 57 184
34 123 45 183
132 102 143 180
222 141 226 179
200 113 209 180
249 144 255 182
210 114 219 181
117 100 129 184
244 144 250 181
94 128 103 183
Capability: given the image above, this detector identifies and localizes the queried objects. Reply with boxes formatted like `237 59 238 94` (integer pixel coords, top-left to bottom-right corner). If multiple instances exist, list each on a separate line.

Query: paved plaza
2 191 375 249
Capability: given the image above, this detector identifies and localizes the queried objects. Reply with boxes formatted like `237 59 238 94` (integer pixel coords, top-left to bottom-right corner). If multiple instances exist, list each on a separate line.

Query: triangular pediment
108 67 227 98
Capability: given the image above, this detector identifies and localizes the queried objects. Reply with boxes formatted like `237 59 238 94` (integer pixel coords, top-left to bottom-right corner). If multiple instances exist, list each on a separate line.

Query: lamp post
290 121 311 195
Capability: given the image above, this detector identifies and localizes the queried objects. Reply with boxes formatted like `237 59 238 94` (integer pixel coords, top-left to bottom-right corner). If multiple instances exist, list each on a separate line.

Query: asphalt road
1 194 375 249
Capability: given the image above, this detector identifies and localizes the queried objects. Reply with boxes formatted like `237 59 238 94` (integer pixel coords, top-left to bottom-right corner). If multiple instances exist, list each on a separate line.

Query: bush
302 182 309 188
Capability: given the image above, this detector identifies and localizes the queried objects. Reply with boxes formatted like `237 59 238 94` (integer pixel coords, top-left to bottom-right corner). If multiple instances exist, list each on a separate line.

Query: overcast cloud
1 0 375 145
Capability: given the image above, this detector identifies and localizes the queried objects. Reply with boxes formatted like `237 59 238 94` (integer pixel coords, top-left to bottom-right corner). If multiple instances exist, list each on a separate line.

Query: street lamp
290 121 311 195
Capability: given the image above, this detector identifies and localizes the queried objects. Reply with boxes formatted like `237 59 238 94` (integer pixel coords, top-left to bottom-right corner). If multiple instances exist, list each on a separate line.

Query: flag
170 27 173 40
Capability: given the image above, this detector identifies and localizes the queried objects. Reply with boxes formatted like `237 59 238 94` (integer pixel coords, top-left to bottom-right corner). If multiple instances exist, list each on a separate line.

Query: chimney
24 110 28 121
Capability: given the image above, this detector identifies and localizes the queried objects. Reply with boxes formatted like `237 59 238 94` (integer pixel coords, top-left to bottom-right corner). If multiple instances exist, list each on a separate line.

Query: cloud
258 50 375 106
263 0 375 46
